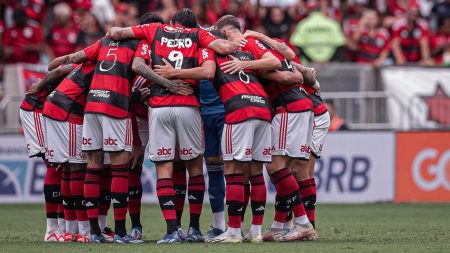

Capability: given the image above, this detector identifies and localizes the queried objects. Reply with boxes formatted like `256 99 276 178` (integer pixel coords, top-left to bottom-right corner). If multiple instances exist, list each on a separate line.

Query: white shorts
272 111 313 159
222 119 272 163
82 113 133 152
147 107 203 162
136 116 149 147
45 118 86 163
311 112 330 157
19 109 46 157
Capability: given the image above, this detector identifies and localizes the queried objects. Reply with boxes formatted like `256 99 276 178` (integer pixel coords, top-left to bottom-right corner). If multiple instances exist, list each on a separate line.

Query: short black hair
209 30 227 39
172 8 197 28
215 15 241 32
139 13 164 25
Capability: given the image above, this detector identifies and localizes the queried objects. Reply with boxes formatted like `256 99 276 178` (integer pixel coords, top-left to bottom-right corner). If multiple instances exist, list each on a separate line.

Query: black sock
115 219 126 237
130 214 142 229
89 218 101 235
167 220 178 235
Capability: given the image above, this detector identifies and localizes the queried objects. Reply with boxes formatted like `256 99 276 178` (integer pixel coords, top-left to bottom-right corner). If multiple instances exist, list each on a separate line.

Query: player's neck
227 32 243 43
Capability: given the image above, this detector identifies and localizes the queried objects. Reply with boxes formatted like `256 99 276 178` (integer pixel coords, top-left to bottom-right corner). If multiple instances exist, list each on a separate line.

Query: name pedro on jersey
160 37 193 48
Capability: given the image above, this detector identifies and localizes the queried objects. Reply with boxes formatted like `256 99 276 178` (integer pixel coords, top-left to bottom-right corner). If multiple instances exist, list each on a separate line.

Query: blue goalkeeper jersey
199 79 224 115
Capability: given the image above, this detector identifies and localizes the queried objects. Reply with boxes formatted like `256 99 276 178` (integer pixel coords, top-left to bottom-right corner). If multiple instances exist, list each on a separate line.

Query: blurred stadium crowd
1 0 450 68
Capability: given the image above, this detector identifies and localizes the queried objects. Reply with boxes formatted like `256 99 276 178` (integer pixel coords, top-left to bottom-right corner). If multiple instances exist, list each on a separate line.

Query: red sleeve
392 26 401 39
197 48 215 65
244 38 270 60
198 29 219 48
83 38 102 60
134 40 151 63
2 29 11 46
293 56 301 64
33 26 43 43
421 26 429 38
131 23 159 41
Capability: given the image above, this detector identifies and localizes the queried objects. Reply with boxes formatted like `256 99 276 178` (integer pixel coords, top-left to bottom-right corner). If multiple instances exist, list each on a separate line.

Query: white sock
58 218 66 232
248 224 262 236
283 220 293 230
66 220 78 234
46 218 59 233
271 221 284 230
98 215 107 231
213 211 226 231
294 215 309 225
78 220 90 235
227 227 241 236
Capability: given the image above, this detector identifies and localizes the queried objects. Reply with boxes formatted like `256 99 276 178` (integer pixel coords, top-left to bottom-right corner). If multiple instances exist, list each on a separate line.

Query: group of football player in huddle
19 8 330 244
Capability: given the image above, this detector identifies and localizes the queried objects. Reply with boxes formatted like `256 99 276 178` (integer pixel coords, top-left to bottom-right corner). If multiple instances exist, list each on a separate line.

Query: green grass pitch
0 203 449 253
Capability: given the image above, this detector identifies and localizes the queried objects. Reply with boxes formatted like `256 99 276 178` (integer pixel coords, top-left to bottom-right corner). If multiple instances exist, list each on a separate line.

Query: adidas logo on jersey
255 206 265 212
188 195 197 200
85 202 94 207
163 200 175 206
237 207 243 212
62 200 68 206
112 198 121 204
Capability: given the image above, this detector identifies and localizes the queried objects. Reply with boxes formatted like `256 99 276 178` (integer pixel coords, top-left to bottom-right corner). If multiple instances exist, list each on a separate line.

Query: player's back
213 50 271 124
147 24 204 108
85 36 141 119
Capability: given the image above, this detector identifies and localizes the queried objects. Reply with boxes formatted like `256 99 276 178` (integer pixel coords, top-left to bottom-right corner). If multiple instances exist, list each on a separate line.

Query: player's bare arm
261 68 304 86
155 58 216 80
27 64 73 95
291 62 317 87
220 52 281 74
207 39 240 55
243 30 296 61
48 50 88 71
109 27 135 40
132 57 193 96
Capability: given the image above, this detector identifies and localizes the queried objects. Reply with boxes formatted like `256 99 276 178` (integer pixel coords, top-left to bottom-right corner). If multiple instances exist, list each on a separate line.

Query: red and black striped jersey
83 36 143 118
20 71 61 113
213 54 270 124
292 56 328 116
131 23 218 108
43 62 96 124
260 39 313 115
212 38 273 124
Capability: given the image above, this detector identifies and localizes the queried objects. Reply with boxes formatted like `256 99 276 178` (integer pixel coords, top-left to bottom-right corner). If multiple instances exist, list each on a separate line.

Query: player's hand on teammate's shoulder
155 59 176 79
220 55 246 74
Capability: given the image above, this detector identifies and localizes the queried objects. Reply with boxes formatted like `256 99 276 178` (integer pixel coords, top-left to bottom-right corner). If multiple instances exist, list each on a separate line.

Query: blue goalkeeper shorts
201 112 225 158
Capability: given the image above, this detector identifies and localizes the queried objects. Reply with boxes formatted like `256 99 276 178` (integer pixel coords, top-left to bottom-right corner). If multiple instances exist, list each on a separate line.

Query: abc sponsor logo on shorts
179 148 193 156
412 148 450 191
104 137 118 146
82 138 92 145
263 147 271 156
245 148 252 156
157 147 172 156
300 145 311 154
45 148 54 158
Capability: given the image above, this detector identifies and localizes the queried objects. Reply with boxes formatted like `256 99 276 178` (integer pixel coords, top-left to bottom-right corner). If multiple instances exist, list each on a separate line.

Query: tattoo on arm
69 51 88 64
276 42 289 52
133 59 171 88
